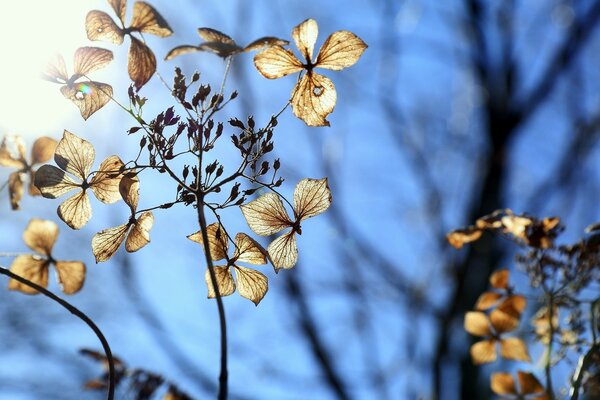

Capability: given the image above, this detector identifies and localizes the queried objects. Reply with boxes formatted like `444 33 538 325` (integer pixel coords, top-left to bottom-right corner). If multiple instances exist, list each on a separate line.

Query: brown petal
28 173 41 196
464 311 492 337
89 155 124 204
517 371 545 395
474 291 502 311
8 172 24 210
502 214 532 240
291 71 336 127
240 193 292 236
233 233 267 265
446 226 483 249
490 269 510 289
198 42 243 58
253 46 303 79
23 218 59 256
42 54 69 83
130 1 173 37
0 136 26 168
61 81 113 120
30 137 58 165
8 255 50 295
187 223 228 261
125 211 153 252
470 339 497 364
54 261 86 294
267 231 298 271
234 266 268 305
490 309 520 334
292 18 318 62
34 164 79 198
128 36 156 89
498 295 527 319
85 11 125 45
500 337 530 362
197 28 236 45
204 266 235 298
91 223 129 263
54 130 95 180
58 190 92 230
294 178 332 221
243 37 290 52
108 0 127 25
315 30 367 71
73 47 114 76
490 372 517 395
164 45 201 61
119 173 139 212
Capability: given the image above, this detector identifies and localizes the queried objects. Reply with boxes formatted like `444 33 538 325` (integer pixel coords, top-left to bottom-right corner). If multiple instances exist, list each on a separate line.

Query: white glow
0 1 105 135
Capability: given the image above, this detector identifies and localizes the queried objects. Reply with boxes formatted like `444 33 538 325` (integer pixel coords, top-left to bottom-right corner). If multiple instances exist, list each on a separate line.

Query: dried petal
187 223 228 261
500 337 530 362
125 211 153 252
446 226 482 249
165 45 201 61
42 54 69 83
197 28 236 45
0 137 26 168
54 261 86 294
474 291 503 311
517 371 545 395
464 311 492 337
240 193 292 236
34 164 79 198
8 255 50 295
490 372 517 395
205 266 235 298
30 137 58 165
490 309 519 334
8 172 24 210
234 266 268 305
294 178 332 221
108 0 127 25
89 155 124 204
55 131 95 180
61 81 113 120
233 233 267 265
198 42 243 58
315 30 367 70
130 2 172 37
292 18 318 62
73 47 115 77
490 269 509 289
58 190 92 230
92 224 129 262
119 173 139 212
470 339 497 364
267 231 298 271
85 11 125 45
128 36 156 89
498 295 527 318
291 72 336 127
23 219 59 256
253 46 303 79
243 37 289 52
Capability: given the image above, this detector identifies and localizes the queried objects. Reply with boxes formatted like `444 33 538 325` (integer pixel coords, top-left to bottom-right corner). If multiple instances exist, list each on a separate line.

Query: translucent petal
108 0 126 25
8 172 24 210
128 36 156 89
198 42 243 58
490 269 510 289
517 371 545 395
500 337 530 362
91 223 129 263
498 295 527 319
291 72 336 127
30 136 58 165
89 155 124 204
34 164 79 199
42 54 69 83
165 45 201 61
267 231 298 271
490 372 517 395
234 266 268 305
73 47 114 76
233 233 267 265
294 178 332 221
187 223 228 261
464 311 492 337
0 137 26 168
23 218 59 257
204 266 235 298
474 291 502 311
446 226 483 249
119 173 139 212
490 309 519 334
130 1 173 37
315 30 367 71
470 339 497 364
125 211 153 252
292 18 318 62
197 28 236 45
253 46 303 79
54 261 86 294
240 193 292 236
54 130 95 180
85 11 124 45
243 37 289 52
58 190 92 230
8 255 49 295
61 81 113 121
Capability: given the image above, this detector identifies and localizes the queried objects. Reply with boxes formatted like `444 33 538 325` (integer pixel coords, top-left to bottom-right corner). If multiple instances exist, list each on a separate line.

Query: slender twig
0 266 115 400
545 292 556 400
570 343 600 400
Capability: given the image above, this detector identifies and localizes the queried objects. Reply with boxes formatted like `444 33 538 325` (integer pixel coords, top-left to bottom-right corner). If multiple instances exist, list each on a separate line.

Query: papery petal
128 36 156 89
233 233 267 265
253 46 303 79
58 190 92 230
165 45 201 61
204 266 235 298
500 337 530 362
470 339 497 364
234 266 268 305
85 11 125 45
240 193 292 236
23 218 59 256
54 261 86 294
187 223 228 261
291 72 336 127
125 211 153 252
54 130 95 180
490 372 517 395
8 172 24 210
89 155 124 204
315 30 367 70
8 255 49 295
73 47 114 76
34 164 79 198
292 18 318 62
464 311 492 337
91 223 129 263
130 1 173 37
267 231 298 271
294 178 332 221
61 81 113 121
30 137 58 165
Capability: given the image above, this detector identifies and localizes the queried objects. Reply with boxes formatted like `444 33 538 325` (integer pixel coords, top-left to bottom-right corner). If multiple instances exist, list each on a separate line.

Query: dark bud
139 137 147 148
234 197 246 206
229 183 240 201
248 116 255 130
229 118 245 129
192 72 200 82
160 202 174 209
216 165 224 178
182 165 189 180
259 161 269 175
270 116 278 127
128 127 142 135
274 177 284 187
243 188 258 196
273 158 280 170
230 91 238 100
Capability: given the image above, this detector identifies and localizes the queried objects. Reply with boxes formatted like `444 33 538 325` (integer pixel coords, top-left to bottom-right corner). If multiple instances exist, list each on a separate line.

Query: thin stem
0 266 115 400
196 194 228 400
545 292 556 400
570 343 599 400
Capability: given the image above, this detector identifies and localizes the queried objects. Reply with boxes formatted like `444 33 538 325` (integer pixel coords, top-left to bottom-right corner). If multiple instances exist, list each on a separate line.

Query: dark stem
196 194 228 400
0 266 115 400
545 292 555 400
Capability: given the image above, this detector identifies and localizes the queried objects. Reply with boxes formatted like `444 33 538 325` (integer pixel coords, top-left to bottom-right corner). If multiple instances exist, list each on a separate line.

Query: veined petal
294 178 332 221
233 233 267 265
54 130 95 180
23 218 59 257
89 155 124 204
91 223 129 263
240 193 292 236
267 231 298 271
234 266 268 305
204 266 235 298
108 0 126 25
490 372 517 395
128 36 156 89
197 28 236 45
58 190 92 230
165 45 201 61
187 223 228 261
315 30 367 71
8 255 50 295
119 173 139 212
31 136 58 165
61 81 113 121
198 42 243 58
291 72 336 127
125 211 153 252
253 46 303 79
243 37 289 52
130 1 173 37
8 172 24 210
42 54 69 83
470 339 497 364
292 18 318 62
85 11 125 45
54 261 86 294
73 47 114 76
34 164 79 199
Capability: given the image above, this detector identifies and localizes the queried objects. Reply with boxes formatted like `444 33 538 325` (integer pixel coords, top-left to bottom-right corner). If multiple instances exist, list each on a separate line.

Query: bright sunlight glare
0 1 107 136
